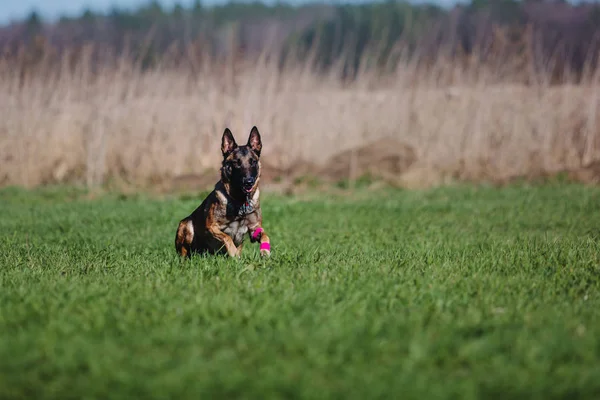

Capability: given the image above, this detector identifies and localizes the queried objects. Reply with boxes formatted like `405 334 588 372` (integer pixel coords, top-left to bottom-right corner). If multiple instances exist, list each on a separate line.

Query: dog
175 126 271 258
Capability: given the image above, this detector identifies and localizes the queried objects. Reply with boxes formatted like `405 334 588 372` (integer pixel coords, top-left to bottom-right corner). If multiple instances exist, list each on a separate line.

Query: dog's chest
222 218 249 246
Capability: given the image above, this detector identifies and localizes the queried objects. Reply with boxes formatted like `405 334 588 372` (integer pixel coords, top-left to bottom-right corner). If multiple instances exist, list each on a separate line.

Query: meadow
2 10 600 397
1 182 599 399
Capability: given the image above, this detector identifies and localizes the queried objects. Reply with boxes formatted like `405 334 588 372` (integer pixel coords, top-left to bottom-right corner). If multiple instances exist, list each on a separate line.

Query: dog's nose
243 177 255 186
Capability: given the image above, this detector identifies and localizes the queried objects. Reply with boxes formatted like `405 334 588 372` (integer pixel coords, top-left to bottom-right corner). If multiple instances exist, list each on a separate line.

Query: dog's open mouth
242 184 254 193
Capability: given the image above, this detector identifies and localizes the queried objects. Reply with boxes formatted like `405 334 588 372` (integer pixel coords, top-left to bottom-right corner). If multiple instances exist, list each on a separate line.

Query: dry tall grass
1 42 600 190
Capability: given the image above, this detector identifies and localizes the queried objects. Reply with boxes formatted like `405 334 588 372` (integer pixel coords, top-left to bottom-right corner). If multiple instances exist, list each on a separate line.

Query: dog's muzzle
242 177 255 193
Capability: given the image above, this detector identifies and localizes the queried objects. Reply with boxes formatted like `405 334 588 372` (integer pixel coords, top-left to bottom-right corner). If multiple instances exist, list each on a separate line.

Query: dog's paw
259 242 271 257
228 248 242 258
260 249 271 257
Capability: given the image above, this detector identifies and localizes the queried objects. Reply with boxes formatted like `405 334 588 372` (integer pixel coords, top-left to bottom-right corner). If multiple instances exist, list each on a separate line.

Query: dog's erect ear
247 126 262 157
221 128 237 157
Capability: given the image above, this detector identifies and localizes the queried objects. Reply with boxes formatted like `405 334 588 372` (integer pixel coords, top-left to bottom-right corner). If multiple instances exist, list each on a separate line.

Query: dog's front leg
250 225 271 257
208 226 239 258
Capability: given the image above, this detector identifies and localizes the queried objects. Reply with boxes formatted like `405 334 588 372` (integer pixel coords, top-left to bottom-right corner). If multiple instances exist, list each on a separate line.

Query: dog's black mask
221 126 262 197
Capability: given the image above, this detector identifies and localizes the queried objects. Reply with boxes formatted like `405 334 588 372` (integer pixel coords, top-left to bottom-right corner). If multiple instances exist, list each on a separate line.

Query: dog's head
220 126 262 198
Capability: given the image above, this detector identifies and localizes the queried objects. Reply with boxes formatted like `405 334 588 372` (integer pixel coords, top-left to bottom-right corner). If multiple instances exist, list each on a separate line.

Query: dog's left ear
247 126 262 157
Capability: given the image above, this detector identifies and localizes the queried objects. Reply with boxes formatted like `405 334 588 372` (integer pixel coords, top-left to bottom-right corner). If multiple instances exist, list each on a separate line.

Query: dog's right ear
221 128 238 157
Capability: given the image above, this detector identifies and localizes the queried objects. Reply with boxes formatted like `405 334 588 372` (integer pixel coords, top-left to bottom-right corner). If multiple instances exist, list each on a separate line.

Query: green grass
1 183 600 399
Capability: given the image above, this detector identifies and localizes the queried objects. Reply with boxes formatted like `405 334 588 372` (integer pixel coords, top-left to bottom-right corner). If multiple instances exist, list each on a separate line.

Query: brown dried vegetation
1 34 600 191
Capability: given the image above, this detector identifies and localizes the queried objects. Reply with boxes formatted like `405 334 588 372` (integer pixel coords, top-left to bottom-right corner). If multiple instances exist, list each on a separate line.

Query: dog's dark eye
249 159 257 167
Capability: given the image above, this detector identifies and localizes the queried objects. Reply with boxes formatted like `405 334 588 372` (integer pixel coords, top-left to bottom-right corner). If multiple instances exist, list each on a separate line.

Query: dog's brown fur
175 126 271 258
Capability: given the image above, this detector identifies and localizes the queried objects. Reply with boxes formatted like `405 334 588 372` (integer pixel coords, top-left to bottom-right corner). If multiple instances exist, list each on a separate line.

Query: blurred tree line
3 0 600 81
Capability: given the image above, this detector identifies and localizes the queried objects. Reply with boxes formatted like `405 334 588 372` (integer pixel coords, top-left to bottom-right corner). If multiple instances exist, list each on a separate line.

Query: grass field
1 183 600 399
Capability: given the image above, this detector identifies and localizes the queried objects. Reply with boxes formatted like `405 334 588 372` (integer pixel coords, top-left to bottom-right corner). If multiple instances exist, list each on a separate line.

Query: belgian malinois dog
175 126 271 258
